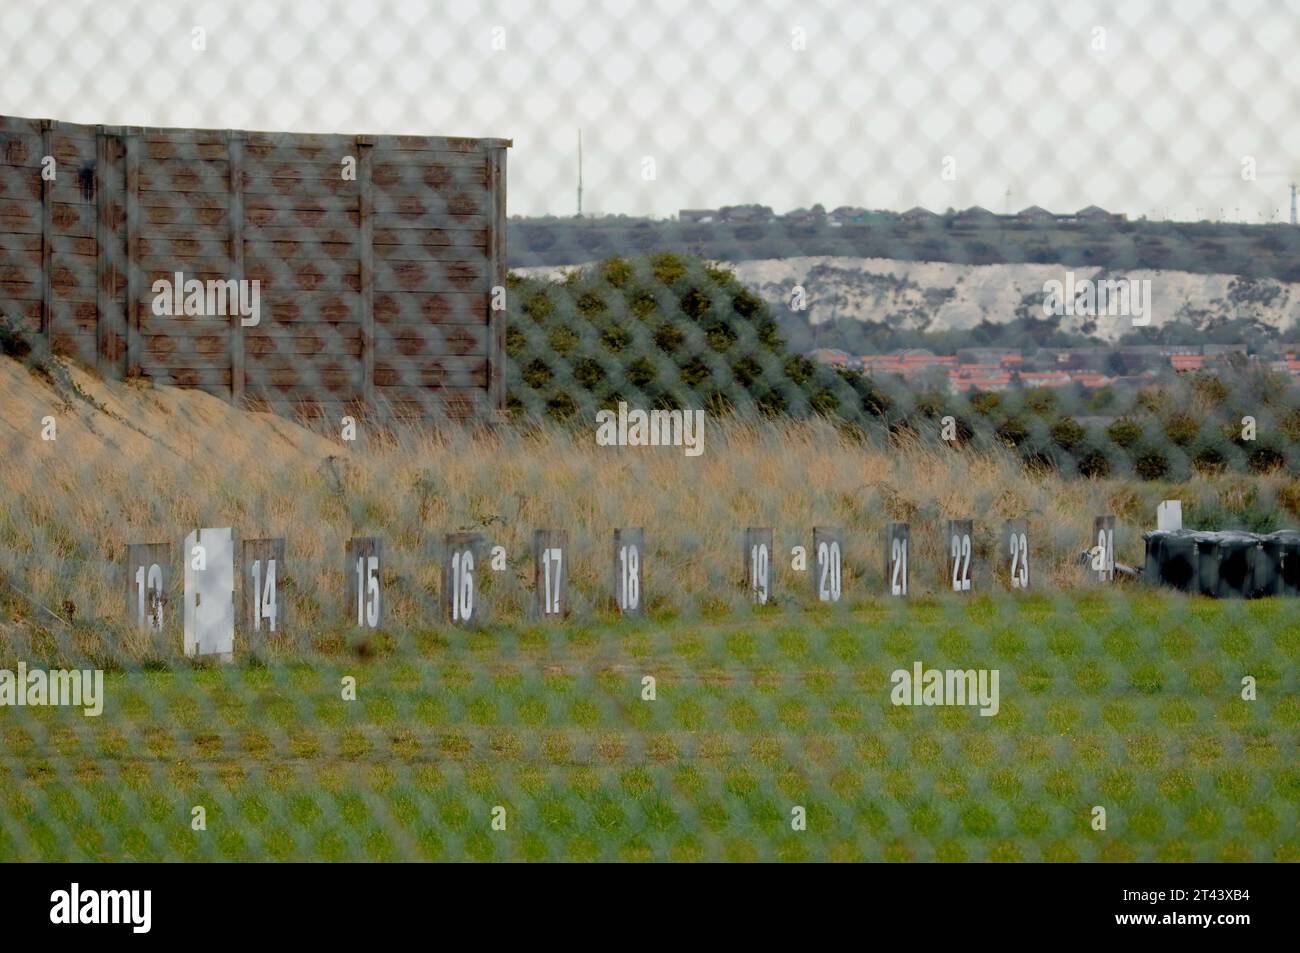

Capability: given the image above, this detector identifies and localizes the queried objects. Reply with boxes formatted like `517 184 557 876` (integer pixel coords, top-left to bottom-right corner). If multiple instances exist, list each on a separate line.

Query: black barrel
1143 529 1199 592
1254 531 1289 597
1197 531 1259 598
1273 530 1300 596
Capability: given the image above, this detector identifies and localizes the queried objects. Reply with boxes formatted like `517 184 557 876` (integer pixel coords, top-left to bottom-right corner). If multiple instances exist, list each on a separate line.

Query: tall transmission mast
1291 181 1297 225
577 129 583 218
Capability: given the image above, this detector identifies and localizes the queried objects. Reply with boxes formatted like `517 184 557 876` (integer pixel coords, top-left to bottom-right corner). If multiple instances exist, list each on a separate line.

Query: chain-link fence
0 0 1297 862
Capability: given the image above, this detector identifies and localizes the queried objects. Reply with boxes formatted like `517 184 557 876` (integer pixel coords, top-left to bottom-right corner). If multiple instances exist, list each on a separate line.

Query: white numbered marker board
812 527 843 603
1093 515 1115 582
887 522 909 596
947 519 973 593
744 527 773 605
444 532 484 627
347 537 383 630
183 527 235 660
242 537 286 635
1005 519 1029 590
125 542 169 634
613 527 645 617
534 529 569 618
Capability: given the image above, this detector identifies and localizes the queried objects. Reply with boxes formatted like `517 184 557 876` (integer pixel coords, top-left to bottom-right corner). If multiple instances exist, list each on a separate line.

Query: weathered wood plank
141 140 228 161
373 291 489 324
136 185 230 206
371 159 489 185
138 255 233 273
373 259 489 293
243 207 359 230
243 356 365 375
373 363 488 388
487 145 507 412
373 384 493 404
40 120 52 338
244 239 357 260
0 232 42 252
124 134 140 373
373 324 488 355
0 164 41 201
139 367 233 387
138 316 249 335
372 213 488 230
240 169 355 196
137 203 228 229
0 129 42 166
138 160 230 193
358 136 375 407
228 130 245 404
371 226 487 247
371 241 488 262
243 255 360 276
243 193 357 213
137 236 230 257
95 128 114 370
135 291 360 324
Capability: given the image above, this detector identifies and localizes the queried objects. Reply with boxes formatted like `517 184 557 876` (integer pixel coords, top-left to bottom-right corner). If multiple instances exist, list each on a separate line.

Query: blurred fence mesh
0 0 1297 862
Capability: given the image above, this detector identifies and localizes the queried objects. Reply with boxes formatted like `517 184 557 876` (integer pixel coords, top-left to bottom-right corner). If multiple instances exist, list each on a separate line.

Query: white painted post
812 527 842 603
744 528 774 605
534 529 569 619
347 537 383 630
445 532 484 627
241 537 286 637
183 527 235 661
126 542 169 634
887 523 909 596
1005 519 1029 590
613 527 645 617
947 519 973 593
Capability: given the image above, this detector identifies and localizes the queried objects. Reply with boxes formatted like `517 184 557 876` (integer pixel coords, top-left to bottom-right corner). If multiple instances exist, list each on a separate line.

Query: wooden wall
0 114 509 421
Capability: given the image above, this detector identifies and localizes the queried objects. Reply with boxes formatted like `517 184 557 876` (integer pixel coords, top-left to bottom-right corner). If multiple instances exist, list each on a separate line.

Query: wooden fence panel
0 112 508 422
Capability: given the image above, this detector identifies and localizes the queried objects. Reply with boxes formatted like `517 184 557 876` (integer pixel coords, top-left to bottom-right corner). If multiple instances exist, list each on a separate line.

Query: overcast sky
2 0 1297 222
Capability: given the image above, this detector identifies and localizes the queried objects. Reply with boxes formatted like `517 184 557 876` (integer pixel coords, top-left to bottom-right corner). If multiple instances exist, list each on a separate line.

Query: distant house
900 206 940 223
1016 205 1055 223
954 206 1001 225
679 208 717 224
780 204 825 225
829 206 869 227
1074 205 1126 223
956 347 1022 366
1202 343 1248 356
1170 354 1205 373
718 204 774 224
809 348 853 368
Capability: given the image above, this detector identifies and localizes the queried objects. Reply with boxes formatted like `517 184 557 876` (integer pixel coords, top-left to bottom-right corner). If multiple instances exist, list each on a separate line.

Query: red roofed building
1170 354 1205 372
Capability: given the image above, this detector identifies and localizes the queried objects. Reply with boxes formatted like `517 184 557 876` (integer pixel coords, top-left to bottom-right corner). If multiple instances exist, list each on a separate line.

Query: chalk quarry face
722 256 1299 341
510 256 1299 342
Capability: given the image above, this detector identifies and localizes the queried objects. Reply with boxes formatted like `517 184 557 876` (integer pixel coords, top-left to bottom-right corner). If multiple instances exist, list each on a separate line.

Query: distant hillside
516 256 1300 352
506 253 1300 482
725 257 1300 350
508 215 1300 283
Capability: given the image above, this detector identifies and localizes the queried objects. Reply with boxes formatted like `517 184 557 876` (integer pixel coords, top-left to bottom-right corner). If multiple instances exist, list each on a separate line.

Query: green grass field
2 590 1295 862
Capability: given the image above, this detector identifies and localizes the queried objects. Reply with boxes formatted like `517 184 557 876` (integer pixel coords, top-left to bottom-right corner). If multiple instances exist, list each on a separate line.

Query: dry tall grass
1 355 1293 660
